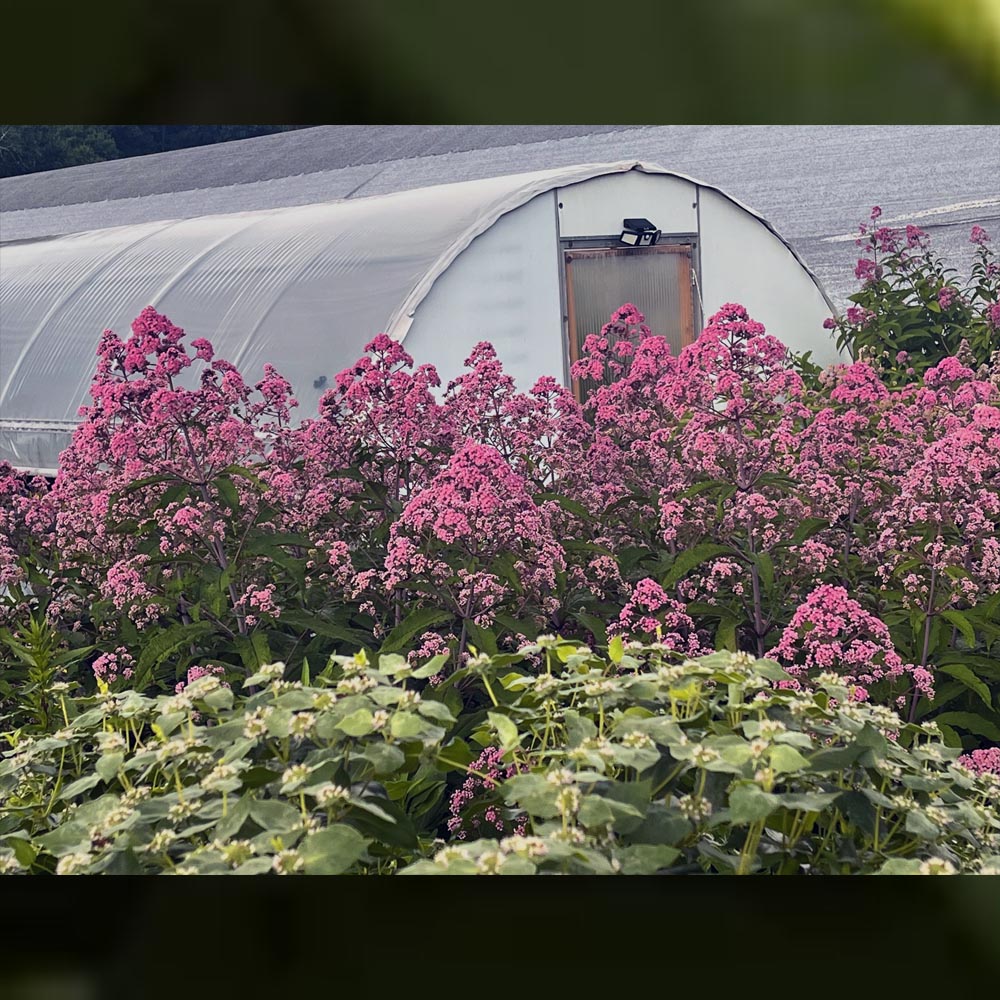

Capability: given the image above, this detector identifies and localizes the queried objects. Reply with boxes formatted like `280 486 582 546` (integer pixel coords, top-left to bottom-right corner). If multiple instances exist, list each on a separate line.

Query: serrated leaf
715 618 737 652
214 475 241 513
727 784 779 824
754 552 775 596
379 608 453 654
411 652 449 679
936 662 992 708
96 753 124 783
466 621 499 657
792 517 829 544
618 845 681 875
488 712 520 752
940 609 976 647
299 823 368 875
248 798 299 832
769 744 809 774
662 543 733 587
337 708 375 737
932 712 1000 742
136 621 215 680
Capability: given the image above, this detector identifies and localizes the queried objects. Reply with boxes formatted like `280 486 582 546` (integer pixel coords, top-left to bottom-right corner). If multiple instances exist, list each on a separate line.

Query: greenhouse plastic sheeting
0 161 827 473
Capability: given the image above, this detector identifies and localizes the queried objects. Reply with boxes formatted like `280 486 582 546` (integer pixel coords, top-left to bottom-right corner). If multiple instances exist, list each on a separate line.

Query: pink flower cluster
613 578 705 656
446 747 527 840
769 585 933 703
385 442 564 624
174 664 229 694
957 747 1000 777
1 217 997 764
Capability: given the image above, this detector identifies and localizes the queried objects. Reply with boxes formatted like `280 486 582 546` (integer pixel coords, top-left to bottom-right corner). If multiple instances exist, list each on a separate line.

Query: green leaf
905 809 940 840
754 552 775 596
727 784 779 824
769 744 809 774
936 662 992 708
348 795 419 849
235 632 273 673
466 620 499 657
203 686 235 712
774 791 840 813
337 708 375 737
36 822 91 856
214 475 241 513
618 845 681 875
572 612 608 647
940 609 976 647
608 635 624 665
8 836 37 868
662 543 733 587
279 610 370 648
715 618 737 653
487 711 521 753
437 738 475 773
248 798 299 832
378 653 409 675
360 742 406 776
96 753 124 783
135 621 216 682
264 708 292 738
417 700 455 724
389 711 431 741
932 712 1000 742
220 463 267 490
380 608 452 654
300 824 368 875
214 796 252 841
792 518 829 545
411 652 449 679
834 790 877 837
876 858 923 875
578 796 615 828
234 858 275 875
59 773 102 799
534 491 592 520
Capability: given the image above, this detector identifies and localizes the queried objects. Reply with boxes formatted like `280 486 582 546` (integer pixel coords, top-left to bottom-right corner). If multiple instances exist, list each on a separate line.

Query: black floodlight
620 217 661 247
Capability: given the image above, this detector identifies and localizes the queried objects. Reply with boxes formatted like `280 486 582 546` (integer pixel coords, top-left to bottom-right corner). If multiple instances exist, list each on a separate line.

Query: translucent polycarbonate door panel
564 246 695 399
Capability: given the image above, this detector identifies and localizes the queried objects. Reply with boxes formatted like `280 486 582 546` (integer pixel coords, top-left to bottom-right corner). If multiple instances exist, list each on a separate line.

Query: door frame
563 243 698 401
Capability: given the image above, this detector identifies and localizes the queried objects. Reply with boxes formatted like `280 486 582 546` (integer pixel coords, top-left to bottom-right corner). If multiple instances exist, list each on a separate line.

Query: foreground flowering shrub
1 216 999 769
402 642 1000 875
3 646 998 875
825 209 999 384
0 651 452 874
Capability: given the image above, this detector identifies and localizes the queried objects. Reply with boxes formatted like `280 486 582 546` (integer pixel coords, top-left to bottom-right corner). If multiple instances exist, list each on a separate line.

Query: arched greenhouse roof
0 161 833 474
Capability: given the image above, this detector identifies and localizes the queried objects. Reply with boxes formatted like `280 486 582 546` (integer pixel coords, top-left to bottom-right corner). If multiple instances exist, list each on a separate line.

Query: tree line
0 126 302 179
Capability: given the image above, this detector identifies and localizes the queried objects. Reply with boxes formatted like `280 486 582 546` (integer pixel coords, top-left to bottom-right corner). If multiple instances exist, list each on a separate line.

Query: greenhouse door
564 245 696 400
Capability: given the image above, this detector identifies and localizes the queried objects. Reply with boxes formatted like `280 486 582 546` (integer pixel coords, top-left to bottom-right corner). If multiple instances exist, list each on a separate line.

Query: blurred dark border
3 0 999 123
0 879 997 996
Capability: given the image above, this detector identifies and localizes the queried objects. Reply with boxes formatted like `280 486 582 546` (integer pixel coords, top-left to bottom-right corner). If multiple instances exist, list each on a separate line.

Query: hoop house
0 161 841 473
